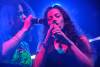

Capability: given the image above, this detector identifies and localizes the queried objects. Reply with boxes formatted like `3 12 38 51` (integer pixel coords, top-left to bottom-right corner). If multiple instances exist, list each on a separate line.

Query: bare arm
33 25 54 67
64 34 93 67
2 15 33 56
33 46 46 67
53 24 93 66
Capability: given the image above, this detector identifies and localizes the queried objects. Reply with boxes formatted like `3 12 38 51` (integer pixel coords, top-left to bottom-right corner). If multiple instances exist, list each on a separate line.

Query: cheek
59 16 64 22
48 21 52 25
59 19 64 28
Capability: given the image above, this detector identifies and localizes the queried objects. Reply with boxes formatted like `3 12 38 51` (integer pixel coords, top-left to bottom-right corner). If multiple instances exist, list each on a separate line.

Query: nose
52 16 57 20
48 16 58 25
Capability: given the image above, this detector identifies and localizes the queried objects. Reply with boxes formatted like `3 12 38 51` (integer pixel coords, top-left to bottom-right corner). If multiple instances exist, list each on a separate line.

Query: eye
55 13 61 18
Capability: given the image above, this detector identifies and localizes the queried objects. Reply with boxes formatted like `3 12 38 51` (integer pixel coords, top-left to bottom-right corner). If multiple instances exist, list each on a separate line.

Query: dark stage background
0 0 100 66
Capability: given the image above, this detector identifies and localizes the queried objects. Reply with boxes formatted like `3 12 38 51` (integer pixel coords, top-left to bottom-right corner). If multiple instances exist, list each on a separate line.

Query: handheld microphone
31 18 46 25
52 20 59 39
18 4 47 25
53 20 58 25
18 2 47 25
52 20 66 43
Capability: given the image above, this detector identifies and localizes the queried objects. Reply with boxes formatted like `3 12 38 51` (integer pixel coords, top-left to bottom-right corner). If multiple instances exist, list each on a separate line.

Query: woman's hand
22 15 33 32
52 24 66 39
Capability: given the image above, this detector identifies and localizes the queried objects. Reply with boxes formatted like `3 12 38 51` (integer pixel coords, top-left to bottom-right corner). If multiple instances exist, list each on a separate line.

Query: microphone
31 18 47 25
18 4 47 25
52 21 61 40
53 20 58 25
52 21 71 46
52 20 66 43
54 33 68 44
18 2 47 25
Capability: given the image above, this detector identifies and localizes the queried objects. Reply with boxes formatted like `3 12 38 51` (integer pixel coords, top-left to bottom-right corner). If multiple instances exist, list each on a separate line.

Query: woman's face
47 8 64 29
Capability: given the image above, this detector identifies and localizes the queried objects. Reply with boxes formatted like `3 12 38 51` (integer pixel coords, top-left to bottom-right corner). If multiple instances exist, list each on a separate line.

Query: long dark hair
43 5 79 42
43 5 90 56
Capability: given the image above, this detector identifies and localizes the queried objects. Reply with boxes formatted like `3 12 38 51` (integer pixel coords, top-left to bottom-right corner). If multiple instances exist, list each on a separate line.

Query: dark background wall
25 0 100 38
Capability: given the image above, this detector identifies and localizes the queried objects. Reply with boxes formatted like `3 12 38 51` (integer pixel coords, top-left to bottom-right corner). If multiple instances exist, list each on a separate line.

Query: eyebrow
48 13 60 17
55 13 61 16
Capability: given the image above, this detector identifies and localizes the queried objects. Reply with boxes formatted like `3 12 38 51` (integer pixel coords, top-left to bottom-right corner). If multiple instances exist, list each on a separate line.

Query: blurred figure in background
0 0 35 66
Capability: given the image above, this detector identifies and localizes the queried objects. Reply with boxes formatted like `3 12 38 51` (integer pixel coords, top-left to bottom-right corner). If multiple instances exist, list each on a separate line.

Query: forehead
47 8 61 16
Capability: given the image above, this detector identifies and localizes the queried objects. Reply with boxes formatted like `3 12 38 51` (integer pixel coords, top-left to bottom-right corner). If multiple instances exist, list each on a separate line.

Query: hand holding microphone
43 20 73 48
22 15 33 32
51 21 72 47
51 21 65 40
